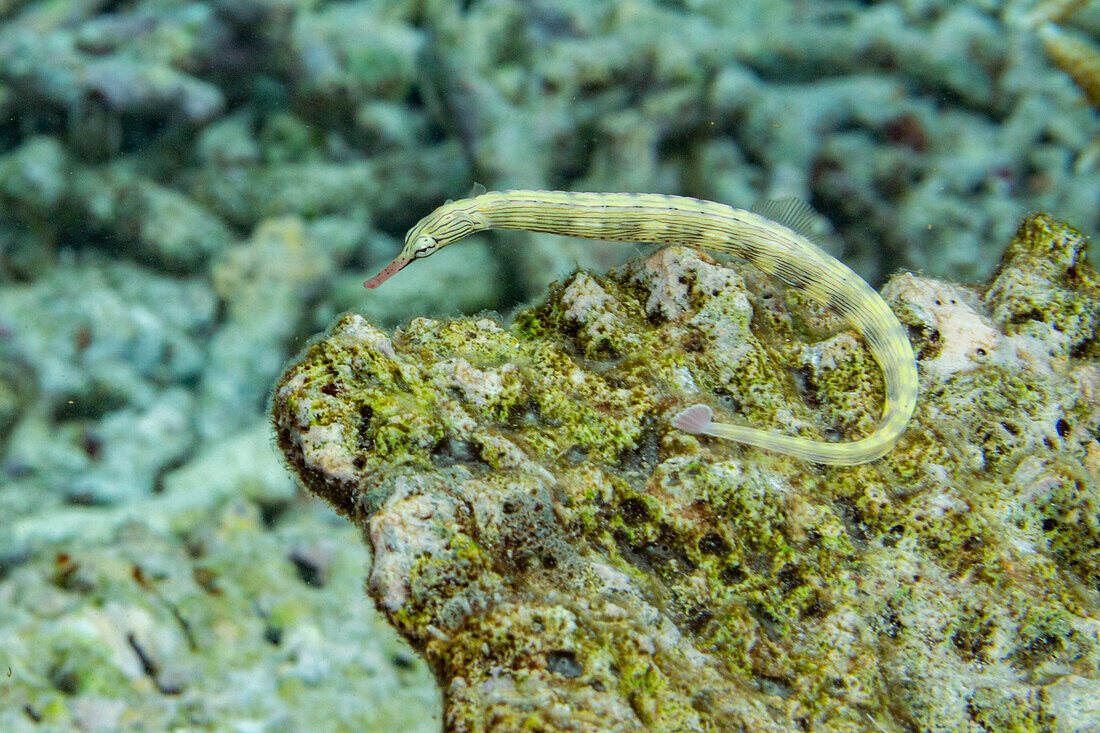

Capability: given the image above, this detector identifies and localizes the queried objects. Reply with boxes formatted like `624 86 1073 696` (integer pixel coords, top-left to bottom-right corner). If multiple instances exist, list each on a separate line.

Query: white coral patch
886 273 1057 378
561 272 634 350
800 332 860 372
369 481 457 613
633 247 738 320
474 433 528 468
589 561 636 595
275 372 312 427
339 313 396 358
299 423 357 482
432 358 518 410
670 365 698 391
562 272 615 322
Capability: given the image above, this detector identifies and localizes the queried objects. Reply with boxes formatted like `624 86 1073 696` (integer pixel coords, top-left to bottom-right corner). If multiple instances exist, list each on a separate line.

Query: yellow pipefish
366 190 918 465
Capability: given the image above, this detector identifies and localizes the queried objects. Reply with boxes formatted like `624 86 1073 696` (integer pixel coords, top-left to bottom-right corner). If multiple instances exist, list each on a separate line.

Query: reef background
0 0 1098 731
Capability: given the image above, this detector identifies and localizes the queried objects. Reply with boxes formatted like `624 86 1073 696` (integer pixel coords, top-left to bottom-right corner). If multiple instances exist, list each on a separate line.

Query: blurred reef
0 0 1098 730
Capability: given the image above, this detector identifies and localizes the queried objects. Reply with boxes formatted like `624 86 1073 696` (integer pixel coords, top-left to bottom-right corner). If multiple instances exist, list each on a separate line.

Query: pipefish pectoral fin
751 196 839 255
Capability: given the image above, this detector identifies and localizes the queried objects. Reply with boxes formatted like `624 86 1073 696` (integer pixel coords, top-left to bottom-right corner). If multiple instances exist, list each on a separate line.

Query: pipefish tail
365 190 918 465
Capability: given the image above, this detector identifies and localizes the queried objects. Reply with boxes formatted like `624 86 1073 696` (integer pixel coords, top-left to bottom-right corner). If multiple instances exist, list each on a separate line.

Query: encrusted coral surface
272 215 1100 732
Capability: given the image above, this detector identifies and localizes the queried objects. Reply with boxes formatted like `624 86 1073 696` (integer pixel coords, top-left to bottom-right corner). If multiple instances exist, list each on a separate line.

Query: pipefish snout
366 189 918 465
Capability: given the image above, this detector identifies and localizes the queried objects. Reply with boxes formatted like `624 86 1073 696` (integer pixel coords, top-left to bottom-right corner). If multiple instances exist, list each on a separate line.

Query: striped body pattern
366 190 918 465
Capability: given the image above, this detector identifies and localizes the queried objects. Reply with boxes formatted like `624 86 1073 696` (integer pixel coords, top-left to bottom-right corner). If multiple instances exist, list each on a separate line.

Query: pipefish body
365 190 918 465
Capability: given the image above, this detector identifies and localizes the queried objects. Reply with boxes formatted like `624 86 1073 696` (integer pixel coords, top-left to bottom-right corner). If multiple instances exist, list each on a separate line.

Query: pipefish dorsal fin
751 196 839 255
467 181 487 198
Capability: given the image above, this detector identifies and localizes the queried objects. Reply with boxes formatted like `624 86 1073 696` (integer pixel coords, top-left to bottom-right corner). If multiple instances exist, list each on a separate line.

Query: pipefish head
364 198 486 289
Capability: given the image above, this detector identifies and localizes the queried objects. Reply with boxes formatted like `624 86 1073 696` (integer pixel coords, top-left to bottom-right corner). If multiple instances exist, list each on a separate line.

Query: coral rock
273 217 1100 731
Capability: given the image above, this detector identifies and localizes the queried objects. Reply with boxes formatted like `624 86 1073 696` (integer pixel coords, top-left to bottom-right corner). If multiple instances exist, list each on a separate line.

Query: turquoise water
0 0 1097 730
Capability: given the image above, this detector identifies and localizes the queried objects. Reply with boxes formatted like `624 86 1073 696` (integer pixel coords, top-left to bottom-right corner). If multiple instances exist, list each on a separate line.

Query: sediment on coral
272 214 1100 732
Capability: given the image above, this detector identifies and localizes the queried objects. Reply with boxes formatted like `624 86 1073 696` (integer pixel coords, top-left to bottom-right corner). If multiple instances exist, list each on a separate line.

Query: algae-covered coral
273 215 1100 731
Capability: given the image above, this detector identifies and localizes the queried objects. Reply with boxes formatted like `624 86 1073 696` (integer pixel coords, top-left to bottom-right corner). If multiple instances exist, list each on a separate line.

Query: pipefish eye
413 236 436 257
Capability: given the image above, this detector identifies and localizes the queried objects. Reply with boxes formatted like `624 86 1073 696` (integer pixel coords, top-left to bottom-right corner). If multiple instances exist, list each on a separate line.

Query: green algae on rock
272 215 1100 732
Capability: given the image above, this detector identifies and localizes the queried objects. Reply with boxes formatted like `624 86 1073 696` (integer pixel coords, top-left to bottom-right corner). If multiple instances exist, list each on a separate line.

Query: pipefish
365 190 917 465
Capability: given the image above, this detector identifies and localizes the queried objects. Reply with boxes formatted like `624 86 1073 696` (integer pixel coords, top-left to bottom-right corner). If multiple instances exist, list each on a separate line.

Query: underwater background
0 0 1098 731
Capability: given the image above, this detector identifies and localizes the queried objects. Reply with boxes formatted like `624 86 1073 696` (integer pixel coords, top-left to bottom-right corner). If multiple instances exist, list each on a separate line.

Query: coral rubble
272 215 1100 731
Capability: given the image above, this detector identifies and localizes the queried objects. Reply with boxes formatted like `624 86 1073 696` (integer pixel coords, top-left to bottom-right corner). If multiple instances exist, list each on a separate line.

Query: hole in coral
686 607 714 634
288 551 326 588
546 650 582 678
721 564 745 585
618 497 650 525
264 625 282 646
392 653 415 670
697 533 728 556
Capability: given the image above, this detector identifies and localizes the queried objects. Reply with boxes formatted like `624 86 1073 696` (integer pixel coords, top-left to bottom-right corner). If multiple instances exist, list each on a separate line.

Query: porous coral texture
272 215 1100 732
